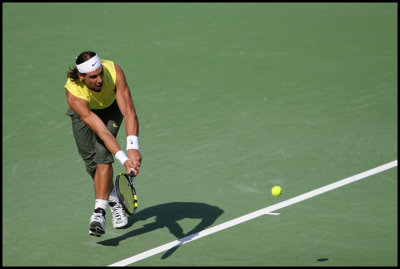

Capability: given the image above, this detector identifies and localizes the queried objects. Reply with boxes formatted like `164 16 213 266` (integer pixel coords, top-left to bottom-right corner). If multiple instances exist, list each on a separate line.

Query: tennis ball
271 186 282 197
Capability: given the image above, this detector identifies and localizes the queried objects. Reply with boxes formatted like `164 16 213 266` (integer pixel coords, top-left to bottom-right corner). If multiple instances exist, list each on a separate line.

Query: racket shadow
97 202 224 259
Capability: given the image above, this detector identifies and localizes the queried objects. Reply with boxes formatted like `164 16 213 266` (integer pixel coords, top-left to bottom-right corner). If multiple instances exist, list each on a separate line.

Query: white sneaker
89 208 106 236
109 202 128 229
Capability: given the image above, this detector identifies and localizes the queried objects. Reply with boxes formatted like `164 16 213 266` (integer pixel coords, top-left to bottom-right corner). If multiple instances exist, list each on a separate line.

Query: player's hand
123 159 137 175
127 149 142 175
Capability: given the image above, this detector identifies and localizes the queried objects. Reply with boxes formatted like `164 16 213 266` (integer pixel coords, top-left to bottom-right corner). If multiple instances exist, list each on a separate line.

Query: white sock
95 199 108 211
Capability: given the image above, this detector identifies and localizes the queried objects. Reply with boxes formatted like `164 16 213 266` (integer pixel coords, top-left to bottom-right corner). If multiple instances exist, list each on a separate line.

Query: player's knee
96 163 112 171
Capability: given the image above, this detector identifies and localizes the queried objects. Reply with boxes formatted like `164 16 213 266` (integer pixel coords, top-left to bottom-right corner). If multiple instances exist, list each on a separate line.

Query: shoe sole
89 230 102 237
89 221 105 236
113 223 128 229
112 218 128 229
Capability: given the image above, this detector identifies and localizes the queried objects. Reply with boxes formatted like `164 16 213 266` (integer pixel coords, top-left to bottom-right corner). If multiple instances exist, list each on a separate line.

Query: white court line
109 160 397 266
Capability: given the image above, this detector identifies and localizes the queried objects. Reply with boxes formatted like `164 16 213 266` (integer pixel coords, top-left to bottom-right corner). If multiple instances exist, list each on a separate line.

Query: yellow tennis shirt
65 59 117 110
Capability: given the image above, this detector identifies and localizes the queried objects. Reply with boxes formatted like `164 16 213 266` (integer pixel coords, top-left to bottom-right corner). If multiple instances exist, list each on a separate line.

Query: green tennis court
3 3 397 266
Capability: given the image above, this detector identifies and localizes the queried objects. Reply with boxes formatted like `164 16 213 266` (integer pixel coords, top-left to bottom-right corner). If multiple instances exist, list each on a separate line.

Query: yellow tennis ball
271 186 282 197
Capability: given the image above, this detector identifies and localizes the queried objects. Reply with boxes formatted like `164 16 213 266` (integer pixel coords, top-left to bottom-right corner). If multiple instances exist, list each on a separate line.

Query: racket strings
116 173 138 215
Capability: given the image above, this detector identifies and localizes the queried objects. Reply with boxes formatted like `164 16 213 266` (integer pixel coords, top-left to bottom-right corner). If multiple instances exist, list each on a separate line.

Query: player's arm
114 64 142 173
65 89 122 155
114 64 139 138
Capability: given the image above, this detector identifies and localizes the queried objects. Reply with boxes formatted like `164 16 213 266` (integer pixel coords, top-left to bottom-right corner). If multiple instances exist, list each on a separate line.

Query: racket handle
128 168 136 177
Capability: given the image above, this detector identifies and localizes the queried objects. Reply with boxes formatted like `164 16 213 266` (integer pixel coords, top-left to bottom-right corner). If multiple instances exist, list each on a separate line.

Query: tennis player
65 51 142 236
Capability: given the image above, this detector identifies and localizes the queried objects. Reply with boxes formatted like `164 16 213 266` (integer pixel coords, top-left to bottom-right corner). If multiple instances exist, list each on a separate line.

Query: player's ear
77 72 85 80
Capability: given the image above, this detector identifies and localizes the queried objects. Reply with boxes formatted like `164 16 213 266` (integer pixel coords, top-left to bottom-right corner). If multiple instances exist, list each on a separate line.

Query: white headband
76 54 102 73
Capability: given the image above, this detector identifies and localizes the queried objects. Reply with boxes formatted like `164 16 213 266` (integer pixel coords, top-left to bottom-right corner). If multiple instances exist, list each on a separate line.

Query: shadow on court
97 202 224 259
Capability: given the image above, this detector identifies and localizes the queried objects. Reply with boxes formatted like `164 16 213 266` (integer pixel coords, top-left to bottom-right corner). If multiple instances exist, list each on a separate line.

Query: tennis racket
115 170 138 215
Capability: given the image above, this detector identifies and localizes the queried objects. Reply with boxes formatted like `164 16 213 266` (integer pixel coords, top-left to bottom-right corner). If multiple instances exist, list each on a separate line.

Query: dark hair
67 51 97 81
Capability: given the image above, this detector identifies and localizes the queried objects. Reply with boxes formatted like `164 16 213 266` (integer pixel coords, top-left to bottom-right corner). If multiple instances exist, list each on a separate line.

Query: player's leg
67 109 106 236
93 101 128 229
93 163 114 200
88 163 113 236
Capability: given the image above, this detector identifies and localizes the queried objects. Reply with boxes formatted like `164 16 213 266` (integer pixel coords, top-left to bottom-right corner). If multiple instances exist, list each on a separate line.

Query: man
65 51 142 236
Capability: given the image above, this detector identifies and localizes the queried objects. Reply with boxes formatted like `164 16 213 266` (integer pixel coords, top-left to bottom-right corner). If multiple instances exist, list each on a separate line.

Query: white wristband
127 135 139 150
115 150 129 166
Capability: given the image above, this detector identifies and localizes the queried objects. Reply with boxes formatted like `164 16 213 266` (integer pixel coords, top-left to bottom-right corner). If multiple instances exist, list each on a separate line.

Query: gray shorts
66 100 123 178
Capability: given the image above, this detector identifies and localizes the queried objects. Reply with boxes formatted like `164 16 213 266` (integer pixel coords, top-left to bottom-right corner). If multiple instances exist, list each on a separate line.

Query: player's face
80 67 104 91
